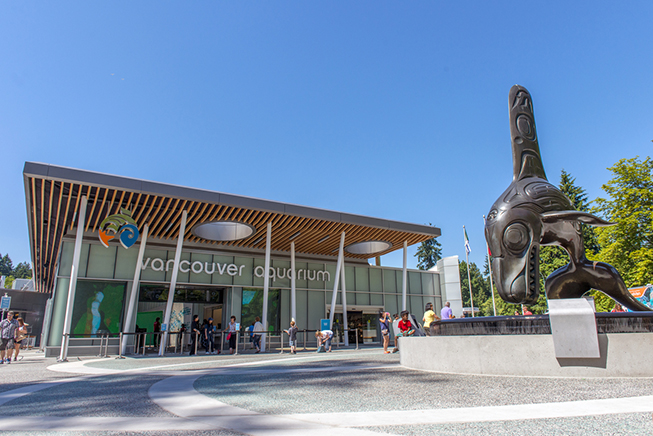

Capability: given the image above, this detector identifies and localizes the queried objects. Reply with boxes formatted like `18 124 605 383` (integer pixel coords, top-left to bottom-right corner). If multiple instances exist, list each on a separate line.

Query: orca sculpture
484 85 650 312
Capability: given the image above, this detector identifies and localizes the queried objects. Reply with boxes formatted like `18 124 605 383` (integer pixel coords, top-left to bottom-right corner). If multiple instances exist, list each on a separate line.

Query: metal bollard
279 331 284 354
142 333 146 355
116 333 124 359
355 328 359 350
104 334 110 357
194 331 199 355
303 329 307 350
235 332 240 355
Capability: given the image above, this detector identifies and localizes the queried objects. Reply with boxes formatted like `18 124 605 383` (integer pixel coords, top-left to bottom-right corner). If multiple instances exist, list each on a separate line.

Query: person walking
284 320 298 354
441 302 454 320
378 310 391 353
13 317 28 361
189 315 200 355
0 311 18 364
252 317 264 353
422 303 440 336
225 316 238 354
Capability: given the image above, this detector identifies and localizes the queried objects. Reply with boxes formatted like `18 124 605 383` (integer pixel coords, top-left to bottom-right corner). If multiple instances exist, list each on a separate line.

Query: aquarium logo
98 208 140 249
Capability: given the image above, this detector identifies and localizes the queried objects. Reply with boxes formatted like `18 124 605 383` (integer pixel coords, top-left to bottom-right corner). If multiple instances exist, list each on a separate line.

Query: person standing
189 315 200 355
252 316 264 353
441 302 454 320
224 316 238 354
284 320 298 354
203 318 218 354
0 311 18 364
378 311 391 353
13 317 28 361
153 317 161 348
422 303 439 336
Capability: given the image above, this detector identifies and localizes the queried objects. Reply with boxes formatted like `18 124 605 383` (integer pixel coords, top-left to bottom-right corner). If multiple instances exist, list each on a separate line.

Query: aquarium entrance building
23 162 459 358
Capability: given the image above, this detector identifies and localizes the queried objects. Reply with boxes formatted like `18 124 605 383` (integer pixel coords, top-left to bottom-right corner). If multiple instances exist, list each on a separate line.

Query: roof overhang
23 162 441 293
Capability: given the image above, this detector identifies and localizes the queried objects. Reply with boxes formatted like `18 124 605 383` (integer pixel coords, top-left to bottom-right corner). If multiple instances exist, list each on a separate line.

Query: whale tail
545 260 652 312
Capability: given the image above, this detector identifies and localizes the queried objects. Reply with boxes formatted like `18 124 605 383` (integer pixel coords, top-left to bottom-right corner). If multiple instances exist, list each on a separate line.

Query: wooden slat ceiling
26 177 439 293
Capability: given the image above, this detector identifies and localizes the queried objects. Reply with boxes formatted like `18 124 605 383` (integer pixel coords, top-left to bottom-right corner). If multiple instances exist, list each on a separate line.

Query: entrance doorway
329 305 383 345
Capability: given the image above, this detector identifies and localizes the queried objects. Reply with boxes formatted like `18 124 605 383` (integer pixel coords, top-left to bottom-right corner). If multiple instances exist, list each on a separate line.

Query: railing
63 327 365 359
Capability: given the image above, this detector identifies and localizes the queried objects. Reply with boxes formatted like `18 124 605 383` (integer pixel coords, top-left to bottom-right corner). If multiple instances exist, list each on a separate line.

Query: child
284 320 298 354
393 310 414 353
378 310 391 354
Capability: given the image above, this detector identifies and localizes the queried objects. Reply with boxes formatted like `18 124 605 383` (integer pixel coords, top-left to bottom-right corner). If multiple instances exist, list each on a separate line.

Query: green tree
3 276 15 289
459 261 490 315
594 156 653 288
0 254 13 276
13 262 32 279
415 226 442 270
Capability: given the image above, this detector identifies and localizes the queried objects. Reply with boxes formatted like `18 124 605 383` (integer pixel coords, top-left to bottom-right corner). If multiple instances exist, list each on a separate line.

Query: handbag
227 332 232 341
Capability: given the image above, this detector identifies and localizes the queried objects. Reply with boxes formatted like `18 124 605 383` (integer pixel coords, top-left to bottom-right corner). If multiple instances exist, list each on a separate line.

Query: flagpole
483 215 497 317
463 225 475 317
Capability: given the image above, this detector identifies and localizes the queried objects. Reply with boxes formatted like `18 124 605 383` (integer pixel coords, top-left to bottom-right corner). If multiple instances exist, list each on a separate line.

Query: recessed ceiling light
192 221 256 242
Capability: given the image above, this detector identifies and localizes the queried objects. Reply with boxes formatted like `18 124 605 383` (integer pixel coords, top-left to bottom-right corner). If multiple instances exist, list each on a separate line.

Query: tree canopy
415 227 442 270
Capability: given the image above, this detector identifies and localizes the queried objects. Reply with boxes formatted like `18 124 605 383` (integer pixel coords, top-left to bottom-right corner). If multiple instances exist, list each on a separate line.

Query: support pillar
59 196 87 362
340 261 349 346
402 241 408 311
261 222 272 351
159 211 187 356
290 241 296 322
122 224 148 355
328 232 345 327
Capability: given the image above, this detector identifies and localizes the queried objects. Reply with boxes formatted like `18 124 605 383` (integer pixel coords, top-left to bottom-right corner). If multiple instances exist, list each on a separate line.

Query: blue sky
1 2 651 271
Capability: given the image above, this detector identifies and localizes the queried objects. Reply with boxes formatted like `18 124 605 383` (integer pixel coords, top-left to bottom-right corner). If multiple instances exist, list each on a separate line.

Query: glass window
233 257 254 286
308 263 326 290
189 253 212 285
212 255 235 285
141 249 168 282
408 271 422 295
115 246 138 280
344 266 355 291
370 293 383 306
58 242 74 277
307 291 325 331
86 245 117 279
384 294 398 318
48 277 70 346
72 280 127 337
272 259 291 288
355 267 369 292
241 288 280 332
369 268 382 293
356 292 369 305
383 270 396 293
295 290 308 331
421 273 435 296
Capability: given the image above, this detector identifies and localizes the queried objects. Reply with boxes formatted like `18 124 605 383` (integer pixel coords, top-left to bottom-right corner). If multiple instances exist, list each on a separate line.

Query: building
23 162 461 358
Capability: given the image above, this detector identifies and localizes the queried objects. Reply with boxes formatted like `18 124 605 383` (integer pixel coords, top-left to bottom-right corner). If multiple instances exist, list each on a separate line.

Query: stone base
399 333 653 377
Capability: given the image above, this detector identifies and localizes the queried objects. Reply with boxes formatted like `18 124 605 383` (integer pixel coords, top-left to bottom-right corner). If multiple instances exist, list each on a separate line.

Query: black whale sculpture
484 85 651 312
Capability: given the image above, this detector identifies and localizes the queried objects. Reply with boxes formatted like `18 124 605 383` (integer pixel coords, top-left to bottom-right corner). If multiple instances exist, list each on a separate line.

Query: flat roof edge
23 162 441 237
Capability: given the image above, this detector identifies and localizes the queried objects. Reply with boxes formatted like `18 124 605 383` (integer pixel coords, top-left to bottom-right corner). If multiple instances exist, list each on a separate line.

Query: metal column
159 211 187 356
261 222 272 351
122 224 149 355
340 260 349 346
290 241 297 322
59 196 87 362
402 240 408 311
328 232 345 326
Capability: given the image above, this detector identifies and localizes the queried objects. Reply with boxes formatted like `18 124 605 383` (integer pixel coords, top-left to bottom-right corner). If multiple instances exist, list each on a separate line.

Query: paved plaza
0 348 652 435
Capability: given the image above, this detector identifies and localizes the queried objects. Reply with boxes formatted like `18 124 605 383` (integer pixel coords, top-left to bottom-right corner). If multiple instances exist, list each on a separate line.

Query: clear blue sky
1 2 651 271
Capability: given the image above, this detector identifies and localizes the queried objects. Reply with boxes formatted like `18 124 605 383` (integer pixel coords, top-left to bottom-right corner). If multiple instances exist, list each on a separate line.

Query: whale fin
541 211 615 227
509 85 547 182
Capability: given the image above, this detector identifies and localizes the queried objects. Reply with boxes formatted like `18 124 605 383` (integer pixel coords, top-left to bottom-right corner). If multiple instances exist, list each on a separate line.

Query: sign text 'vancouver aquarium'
141 257 330 283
